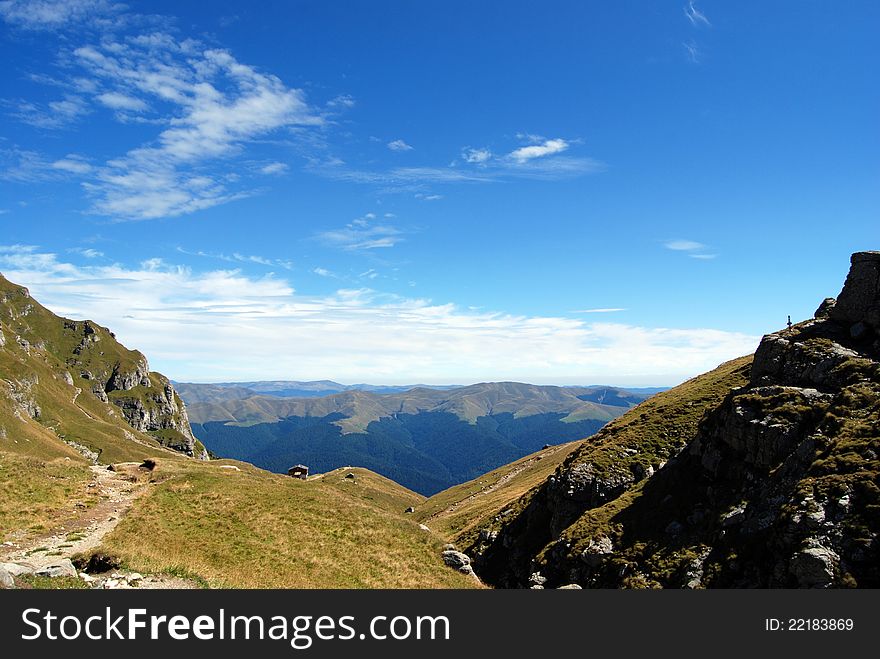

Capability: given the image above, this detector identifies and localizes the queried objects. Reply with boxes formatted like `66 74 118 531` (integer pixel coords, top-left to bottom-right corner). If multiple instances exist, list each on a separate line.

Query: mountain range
1 250 877 590
181 382 652 495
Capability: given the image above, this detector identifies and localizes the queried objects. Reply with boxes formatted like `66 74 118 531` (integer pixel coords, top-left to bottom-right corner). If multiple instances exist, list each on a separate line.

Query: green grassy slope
99 459 479 588
416 441 582 546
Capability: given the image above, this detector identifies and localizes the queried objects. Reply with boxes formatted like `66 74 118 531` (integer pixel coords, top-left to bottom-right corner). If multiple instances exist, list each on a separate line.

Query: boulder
0 566 14 589
557 584 583 590
35 559 77 579
579 535 614 567
441 550 471 570
814 297 836 318
0 562 34 577
790 544 838 588
404 506 415 514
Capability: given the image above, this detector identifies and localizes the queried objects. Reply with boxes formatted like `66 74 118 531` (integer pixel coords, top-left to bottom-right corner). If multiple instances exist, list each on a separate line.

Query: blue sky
0 0 877 385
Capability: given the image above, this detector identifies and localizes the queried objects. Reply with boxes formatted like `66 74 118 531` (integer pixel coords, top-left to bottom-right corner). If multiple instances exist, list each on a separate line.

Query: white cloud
387 139 413 152
683 40 700 63
415 193 442 201
176 247 293 270
664 240 717 260
0 0 124 30
11 95 90 129
573 308 627 314
65 38 322 220
0 246 760 384
664 239 706 251
327 94 355 109
462 147 492 164
315 215 403 251
51 155 93 174
69 247 104 258
96 91 148 112
312 267 336 278
508 138 569 163
684 1 711 27
260 162 289 175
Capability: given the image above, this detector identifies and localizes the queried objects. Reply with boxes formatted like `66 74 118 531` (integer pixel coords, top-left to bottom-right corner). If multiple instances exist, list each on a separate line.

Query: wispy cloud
72 38 322 220
8 95 91 129
314 214 404 251
665 239 706 251
51 154 93 174
684 1 711 27
462 147 492 164
176 247 294 270
683 40 701 63
69 247 104 258
260 162 289 175
326 94 355 109
3 8 324 221
664 239 716 260
573 308 627 314
508 138 569 163
96 91 148 112
0 246 760 383
387 139 414 152
0 0 125 30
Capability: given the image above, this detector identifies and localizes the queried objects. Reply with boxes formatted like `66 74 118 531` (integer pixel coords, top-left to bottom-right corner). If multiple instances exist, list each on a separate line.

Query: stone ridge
830 250 880 337
469 251 880 589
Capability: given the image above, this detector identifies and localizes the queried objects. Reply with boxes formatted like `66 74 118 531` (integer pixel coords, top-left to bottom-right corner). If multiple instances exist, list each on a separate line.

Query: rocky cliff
0 273 204 459
470 252 879 588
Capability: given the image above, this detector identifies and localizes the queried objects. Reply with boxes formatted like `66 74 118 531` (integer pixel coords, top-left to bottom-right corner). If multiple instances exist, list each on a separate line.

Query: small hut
288 464 309 480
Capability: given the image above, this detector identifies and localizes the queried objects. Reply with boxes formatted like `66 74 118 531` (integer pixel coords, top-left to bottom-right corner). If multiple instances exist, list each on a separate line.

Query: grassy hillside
470 356 753 586
417 441 582 546
98 459 479 588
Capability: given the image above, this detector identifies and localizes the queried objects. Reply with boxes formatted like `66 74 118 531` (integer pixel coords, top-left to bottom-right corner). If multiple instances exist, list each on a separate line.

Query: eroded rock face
830 251 880 333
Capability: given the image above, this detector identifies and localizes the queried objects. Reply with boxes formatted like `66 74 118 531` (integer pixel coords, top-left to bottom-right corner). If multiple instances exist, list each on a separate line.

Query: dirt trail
1 464 196 589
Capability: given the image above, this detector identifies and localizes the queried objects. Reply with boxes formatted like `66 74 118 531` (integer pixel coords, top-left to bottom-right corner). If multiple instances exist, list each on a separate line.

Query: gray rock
0 567 15 589
814 297 836 318
404 506 415 514
790 544 839 588
441 550 471 570
557 584 583 589
830 251 880 331
580 535 614 567
528 572 547 586
0 562 34 577
35 559 77 579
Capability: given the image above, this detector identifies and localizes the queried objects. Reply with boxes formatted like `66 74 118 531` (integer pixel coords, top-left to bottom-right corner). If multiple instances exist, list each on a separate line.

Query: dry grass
0 452 97 540
99 459 480 589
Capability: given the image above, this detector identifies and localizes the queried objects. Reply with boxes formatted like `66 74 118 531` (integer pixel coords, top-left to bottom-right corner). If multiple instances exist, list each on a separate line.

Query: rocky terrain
0 274 204 460
466 252 880 588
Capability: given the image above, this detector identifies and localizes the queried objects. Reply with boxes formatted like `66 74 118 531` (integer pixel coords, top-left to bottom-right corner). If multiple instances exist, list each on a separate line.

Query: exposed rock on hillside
471 252 879 589
0 274 202 459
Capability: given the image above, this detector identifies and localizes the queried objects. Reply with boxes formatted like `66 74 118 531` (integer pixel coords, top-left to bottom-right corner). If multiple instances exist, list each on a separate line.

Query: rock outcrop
470 252 880 589
0 273 202 459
